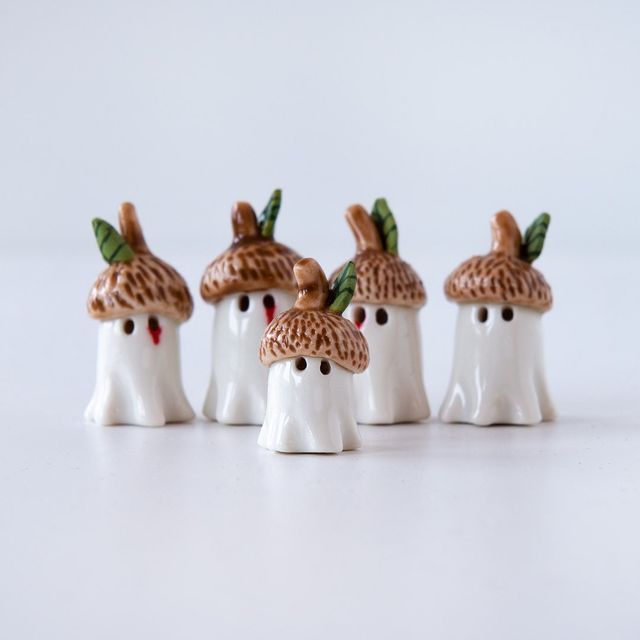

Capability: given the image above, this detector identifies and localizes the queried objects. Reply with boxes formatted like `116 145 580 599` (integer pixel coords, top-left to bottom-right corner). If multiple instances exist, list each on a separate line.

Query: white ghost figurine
85 203 195 426
200 190 301 424
258 258 369 453
332 201 430 424
440 210 556 426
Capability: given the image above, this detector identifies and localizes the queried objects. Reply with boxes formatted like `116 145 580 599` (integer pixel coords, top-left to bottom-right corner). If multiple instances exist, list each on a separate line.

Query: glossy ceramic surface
332 201 429 424
444 210 552 312
258 258 367 454
204 288 296 425
259 259 369 374
88 203 193 323
330 202 426 309
439 303 555 425
349 303 430 424
85 312 194 426
200 191 301 303
258 357 361 453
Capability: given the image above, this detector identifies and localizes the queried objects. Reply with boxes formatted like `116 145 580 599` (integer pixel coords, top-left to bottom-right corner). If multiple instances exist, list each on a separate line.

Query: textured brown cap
200 201 301 303
444 211 553 312
87 203 193 323
332 204 426 308
260 258 369 373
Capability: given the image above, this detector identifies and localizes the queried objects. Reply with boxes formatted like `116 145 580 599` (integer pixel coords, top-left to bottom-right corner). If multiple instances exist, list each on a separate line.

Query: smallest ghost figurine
85 203 194 426
258 258 369 453
440 210 555 426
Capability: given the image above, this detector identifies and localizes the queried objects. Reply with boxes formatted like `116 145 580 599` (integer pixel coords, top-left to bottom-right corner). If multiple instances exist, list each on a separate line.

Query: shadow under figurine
200 190 302 425
258 258 369 453
85 203 195 426
439 210 555 426
332 200 430 424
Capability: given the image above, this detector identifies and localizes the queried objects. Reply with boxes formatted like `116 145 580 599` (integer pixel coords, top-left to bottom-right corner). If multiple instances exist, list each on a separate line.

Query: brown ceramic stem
345 204 383 253
231 202 259 242
491 210 522 257
293 258 329 310
119 202 149 253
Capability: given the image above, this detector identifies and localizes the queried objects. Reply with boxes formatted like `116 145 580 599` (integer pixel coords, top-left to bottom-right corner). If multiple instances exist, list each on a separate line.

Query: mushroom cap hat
444 210 553 313
260 258 369 374
331 200 426 309
200 190 302 303
88 203 193 323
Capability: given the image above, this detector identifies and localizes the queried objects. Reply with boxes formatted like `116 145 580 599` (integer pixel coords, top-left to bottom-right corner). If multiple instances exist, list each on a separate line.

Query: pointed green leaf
521 213 551 263
327 261 357 315
92 218 135 264
258 189 282 239
371 197 398 255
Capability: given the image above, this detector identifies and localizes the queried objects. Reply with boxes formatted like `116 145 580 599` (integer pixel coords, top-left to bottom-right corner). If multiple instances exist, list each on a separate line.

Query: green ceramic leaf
521 213 551 263
92 218 135 264
258 189 282 239
371 197 398 255
327 261 357 314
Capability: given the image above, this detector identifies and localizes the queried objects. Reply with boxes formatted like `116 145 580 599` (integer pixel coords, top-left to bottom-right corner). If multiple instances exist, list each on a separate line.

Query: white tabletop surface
3 412 639 640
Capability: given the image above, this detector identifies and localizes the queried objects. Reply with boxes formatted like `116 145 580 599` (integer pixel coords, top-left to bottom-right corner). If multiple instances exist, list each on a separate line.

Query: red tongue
149 326 162 345
355 321 363 329
265 306 276 324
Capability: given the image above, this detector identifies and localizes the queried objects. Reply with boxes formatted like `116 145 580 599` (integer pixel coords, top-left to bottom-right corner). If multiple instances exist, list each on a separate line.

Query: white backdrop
1 1 639 638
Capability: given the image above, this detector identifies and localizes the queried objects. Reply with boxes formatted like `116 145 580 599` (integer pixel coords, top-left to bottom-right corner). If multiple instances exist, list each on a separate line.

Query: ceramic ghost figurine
440 210 555 426
85 203 195 426
258 258 369 453
332 200 430 424
200 190 302 424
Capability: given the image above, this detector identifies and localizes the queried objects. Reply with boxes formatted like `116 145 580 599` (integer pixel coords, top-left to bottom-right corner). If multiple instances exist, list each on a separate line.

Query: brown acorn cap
87 203 193 323
444 211 553 312
331 204 426 309
260 258 369 373
200 200 302 303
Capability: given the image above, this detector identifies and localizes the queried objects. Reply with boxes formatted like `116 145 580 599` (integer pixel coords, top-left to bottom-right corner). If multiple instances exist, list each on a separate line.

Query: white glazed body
85 312 194 426
258 357 361 453
439 303 555 425
203 289 295 425
348 303 430 424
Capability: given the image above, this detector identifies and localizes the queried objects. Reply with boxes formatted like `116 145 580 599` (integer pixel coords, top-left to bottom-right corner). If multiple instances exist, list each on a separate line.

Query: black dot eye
148 316 159 331
238 295 250 312
376 308 388 325
123 319 135 335
502 306 514 322
295 357 307 371
320 359 331 375
263 294 275 309
353 306 366 326
477 307 488 323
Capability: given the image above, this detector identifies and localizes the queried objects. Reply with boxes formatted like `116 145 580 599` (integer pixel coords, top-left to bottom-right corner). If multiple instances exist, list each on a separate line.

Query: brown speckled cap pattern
260 258 369 373
200 200 301 303
332 204 426 309
444 211 553 312
88 203 193 323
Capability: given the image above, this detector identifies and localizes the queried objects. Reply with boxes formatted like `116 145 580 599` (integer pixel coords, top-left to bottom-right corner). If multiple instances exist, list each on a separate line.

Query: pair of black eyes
477 306 514 323
123 316 159 334
295 357 331 375
352 307 388 326
238 294 275 312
